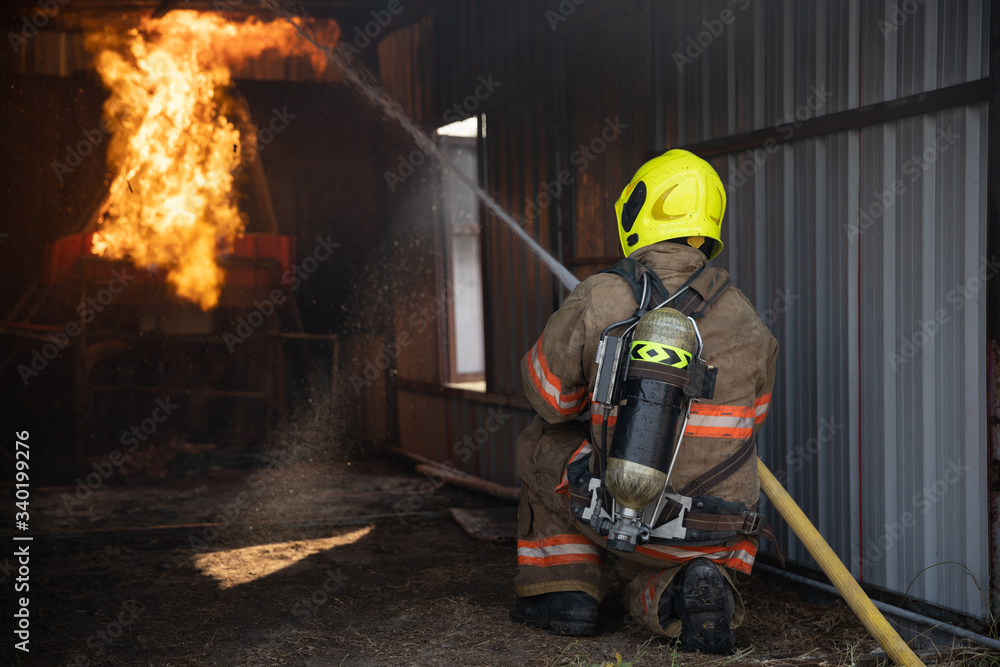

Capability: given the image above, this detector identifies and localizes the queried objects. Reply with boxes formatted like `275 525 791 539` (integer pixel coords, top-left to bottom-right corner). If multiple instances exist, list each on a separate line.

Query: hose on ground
757 457 926 667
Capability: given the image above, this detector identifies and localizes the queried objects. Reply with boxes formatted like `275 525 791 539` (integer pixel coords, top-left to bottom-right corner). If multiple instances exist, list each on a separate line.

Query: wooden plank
449 507 519 542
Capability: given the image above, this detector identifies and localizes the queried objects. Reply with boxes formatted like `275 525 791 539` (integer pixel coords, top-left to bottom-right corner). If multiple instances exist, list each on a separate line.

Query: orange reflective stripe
686 403 755 439
689 403 754 418
683 424 754 439
569 440 593 463
641 571 659 616
517 553 603 567
518 535 596 549
527 334 588 416
592 402 763 437
535 333 589 401
517 535 603 568
754 393 772 425
718 557 753 575
636 538 757 575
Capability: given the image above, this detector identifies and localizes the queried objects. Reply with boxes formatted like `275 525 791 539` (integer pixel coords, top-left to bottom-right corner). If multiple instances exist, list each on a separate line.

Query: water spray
259 0 579 293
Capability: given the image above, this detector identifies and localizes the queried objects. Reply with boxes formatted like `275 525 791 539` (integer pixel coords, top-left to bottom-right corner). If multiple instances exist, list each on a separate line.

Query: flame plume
86 11 338 309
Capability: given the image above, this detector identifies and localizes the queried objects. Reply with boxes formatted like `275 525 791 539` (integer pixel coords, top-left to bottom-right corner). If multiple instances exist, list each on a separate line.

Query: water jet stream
259 0 581 292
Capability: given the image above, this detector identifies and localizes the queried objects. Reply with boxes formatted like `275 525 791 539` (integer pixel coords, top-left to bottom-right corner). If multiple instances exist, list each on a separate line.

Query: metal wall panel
660 0 857 146
853 0 989 617
655 0 990 618
857 104 989 616
479 92 559 395
564 8 653 262
395 389 533 487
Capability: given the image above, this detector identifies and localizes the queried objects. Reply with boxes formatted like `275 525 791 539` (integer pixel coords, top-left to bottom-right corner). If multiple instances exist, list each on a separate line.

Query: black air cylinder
605 308 696 510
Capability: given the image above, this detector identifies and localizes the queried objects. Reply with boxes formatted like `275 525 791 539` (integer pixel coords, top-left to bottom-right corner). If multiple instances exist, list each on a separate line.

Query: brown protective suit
514 241 778 637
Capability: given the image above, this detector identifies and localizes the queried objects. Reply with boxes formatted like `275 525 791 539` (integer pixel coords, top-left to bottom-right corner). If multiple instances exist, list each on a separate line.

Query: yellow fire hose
757 458 925 667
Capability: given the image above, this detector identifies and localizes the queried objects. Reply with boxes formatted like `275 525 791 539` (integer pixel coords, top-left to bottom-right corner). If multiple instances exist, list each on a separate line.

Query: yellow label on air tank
629 340 692 368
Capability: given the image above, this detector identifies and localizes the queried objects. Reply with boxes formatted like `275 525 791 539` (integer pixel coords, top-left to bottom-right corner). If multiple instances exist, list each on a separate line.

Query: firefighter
510 149 778 654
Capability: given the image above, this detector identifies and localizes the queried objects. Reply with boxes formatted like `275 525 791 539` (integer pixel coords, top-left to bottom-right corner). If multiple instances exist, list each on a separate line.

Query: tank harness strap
650 436 756 527
679 433 758 498
651 435 786 566
566 485 592 507
627 360 717 400
672 266 732 318
678 511 786 567
598 257 670 305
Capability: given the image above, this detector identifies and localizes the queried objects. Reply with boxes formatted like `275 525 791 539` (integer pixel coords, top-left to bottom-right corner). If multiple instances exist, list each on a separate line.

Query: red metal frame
44 232 296 287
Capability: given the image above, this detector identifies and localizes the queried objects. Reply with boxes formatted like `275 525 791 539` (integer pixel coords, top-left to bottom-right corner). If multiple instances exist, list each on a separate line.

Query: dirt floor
4 429 998 666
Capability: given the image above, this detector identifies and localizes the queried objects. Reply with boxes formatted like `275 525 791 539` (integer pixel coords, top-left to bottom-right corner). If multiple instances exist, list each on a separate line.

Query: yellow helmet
614 149 726 259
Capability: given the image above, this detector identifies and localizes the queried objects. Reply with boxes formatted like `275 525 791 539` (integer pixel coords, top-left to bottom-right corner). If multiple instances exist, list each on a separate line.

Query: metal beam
651 78 989 160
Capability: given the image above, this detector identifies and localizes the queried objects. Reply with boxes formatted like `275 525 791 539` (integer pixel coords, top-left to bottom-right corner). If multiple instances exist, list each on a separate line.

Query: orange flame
87 11 338 309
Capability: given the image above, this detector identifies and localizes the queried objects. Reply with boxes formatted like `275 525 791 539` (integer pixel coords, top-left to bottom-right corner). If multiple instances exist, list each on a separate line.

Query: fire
86 11 338 309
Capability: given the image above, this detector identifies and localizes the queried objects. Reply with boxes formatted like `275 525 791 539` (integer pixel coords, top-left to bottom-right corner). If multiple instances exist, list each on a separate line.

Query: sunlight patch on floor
192 525 373 589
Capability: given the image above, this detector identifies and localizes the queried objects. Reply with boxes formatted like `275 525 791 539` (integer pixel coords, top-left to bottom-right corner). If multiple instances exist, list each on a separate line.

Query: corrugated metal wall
373 0 992 617
855 0 989 615
656 0 990 618
563 4 653 272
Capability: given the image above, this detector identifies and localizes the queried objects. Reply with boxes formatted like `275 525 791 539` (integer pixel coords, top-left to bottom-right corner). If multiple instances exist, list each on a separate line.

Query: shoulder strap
601 260 732 318
599 257 669 306
672 266 732 318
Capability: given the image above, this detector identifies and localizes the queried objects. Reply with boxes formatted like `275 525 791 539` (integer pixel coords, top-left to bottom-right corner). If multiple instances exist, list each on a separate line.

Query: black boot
510 591 599 636
660 558 735 654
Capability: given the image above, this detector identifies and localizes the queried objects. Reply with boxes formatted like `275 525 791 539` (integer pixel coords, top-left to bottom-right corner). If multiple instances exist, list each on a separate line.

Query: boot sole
678 561 735 654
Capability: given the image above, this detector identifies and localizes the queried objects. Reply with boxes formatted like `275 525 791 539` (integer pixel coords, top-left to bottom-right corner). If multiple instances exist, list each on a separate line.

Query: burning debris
85 11 338 309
